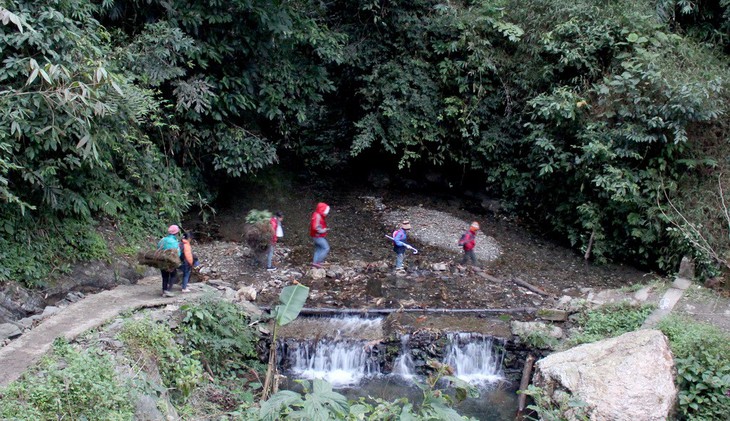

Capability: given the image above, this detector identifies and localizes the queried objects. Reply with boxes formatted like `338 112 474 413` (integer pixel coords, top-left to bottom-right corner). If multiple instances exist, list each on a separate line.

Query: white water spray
392 334 415 380
443 332 505 385
285 339 380 387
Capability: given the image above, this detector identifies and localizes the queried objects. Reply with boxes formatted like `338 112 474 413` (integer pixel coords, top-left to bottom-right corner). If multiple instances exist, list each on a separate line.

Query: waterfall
278 316 384 387
443 332 505 386
283 339 380 387
392 334 415 380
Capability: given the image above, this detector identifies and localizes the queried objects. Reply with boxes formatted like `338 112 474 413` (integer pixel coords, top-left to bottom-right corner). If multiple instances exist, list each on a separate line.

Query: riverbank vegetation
0 295 482 420
1 0 729 286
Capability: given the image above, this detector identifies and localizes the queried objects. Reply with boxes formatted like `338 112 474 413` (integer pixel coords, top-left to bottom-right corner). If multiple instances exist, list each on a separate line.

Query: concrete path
0 277 208 388
642 278 699 329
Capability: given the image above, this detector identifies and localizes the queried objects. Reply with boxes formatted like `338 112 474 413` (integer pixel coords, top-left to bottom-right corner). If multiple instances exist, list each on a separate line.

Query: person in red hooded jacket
310 202 330 268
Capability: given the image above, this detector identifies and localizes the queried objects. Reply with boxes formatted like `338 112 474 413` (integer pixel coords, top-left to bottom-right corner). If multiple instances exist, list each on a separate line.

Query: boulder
0 323 22 340
511 321 564 339
537 308 569 322
310 268 326 280
236 286 257 302
533 329 676 421
677 256 694 280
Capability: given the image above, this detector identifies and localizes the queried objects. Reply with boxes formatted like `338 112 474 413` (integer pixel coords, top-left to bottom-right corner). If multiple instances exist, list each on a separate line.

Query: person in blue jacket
158 224 181 297
392 220 412 270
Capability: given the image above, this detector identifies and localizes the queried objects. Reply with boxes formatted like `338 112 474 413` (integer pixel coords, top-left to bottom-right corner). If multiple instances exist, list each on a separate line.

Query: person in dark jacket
458 221 480 266
310 203 330 268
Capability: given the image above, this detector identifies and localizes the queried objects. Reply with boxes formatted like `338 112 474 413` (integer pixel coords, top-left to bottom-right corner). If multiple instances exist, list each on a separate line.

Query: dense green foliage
658 315 730 420
180 298 263 378
0 1 191 286
570 302 655 344
118 317 203 400
2 0 730 286
0 339 133 420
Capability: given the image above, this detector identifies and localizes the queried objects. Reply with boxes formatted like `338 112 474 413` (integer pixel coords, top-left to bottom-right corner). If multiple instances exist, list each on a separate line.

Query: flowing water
278 316 518 419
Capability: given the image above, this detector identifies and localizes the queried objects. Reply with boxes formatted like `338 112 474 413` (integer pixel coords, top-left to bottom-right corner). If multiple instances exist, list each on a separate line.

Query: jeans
266 244 275 268
160 269 176 291
395 252 405 269
180 262 192 289
461 250 477 266
312 237 330 264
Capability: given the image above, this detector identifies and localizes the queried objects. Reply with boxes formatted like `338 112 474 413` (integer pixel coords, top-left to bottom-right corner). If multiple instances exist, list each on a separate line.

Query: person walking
310 202 330 268
392 220 412 270
267 211 284 270
158 225 181 297
179 232 195 292
458 221 480 266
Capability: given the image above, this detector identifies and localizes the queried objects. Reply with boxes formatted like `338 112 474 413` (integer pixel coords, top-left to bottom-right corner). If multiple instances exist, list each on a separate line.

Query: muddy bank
184 176 654 315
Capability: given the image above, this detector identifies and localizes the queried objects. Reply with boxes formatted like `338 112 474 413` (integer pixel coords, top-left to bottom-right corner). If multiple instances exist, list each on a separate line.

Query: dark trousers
461 250 477 266
161 269 177 291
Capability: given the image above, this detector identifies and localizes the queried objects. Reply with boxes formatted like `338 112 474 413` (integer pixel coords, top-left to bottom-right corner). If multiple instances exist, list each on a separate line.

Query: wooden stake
515 354 536 420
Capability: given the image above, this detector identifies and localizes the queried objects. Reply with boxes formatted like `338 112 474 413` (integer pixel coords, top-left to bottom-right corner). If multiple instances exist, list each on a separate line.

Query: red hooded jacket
310 202 329 238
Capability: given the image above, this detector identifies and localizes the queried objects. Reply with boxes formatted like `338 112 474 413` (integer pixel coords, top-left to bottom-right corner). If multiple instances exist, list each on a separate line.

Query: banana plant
262 282 310 400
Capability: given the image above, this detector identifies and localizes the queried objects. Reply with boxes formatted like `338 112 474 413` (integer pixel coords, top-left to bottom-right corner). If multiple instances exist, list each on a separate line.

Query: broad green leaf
259 390 303 421
275 283 309 326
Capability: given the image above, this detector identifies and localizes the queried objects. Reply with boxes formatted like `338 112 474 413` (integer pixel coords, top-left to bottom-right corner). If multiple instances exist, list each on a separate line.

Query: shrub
180 298 264 378
0 339 133 420
118 318 203 401
570 302 655 344
658 315 730 420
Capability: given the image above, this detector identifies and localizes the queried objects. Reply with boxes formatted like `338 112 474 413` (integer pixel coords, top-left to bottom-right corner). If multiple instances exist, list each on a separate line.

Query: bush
118 318 203 401
658 315 730 420
180 298 264 378
0 339 133 420
570 302 655 344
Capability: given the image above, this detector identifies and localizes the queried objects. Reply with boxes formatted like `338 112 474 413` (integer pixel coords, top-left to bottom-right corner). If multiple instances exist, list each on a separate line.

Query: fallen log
515 354 536 420
513 277 554 298
476 271 507 284
259 306 536 316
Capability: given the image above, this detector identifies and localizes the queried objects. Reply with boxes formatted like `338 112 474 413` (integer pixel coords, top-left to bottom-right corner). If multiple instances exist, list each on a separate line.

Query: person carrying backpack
158 225 181 297
179 232 195 292
458 221 480 266
392 220 412 270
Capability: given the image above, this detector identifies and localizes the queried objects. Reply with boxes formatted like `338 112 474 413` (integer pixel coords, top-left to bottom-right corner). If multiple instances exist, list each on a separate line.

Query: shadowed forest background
1 0 729 287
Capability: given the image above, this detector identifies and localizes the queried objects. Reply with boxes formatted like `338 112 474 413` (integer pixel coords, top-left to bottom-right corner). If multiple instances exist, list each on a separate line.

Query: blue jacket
392 228 407 247
158 234 181 256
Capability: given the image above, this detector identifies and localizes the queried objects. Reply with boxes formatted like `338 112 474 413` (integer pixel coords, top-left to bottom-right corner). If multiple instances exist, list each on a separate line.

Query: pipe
259 306 536 315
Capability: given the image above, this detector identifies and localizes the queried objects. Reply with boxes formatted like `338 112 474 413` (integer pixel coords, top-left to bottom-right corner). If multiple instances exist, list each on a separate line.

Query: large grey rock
533 329 676 421
0 323 22 340
511 321 564 339
0 285 45 323
236 286 257 302
134 394 164 421
677 256 694 280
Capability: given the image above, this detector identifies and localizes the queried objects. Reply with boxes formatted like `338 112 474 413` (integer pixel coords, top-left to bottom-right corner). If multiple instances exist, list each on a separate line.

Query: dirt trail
0 276 207 388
